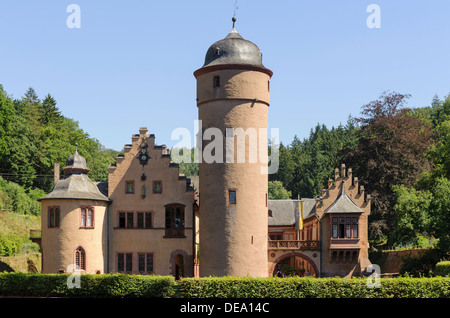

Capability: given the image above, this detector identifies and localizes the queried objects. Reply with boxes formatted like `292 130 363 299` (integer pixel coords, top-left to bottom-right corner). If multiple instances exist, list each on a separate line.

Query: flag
296 201 304 230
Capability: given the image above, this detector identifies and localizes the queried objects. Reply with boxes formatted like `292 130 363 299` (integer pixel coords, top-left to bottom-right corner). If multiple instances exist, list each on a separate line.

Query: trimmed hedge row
178 276 450 298
1 273 449 298
0 273 175 298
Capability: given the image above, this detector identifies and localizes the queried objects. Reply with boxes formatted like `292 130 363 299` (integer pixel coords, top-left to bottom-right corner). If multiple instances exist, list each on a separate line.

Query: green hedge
0 273 175 298
178 276 450 298
434 261 450 277
1 274 449 298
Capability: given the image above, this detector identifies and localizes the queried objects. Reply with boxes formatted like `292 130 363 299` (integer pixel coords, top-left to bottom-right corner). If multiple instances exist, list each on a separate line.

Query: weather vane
233 0 239 28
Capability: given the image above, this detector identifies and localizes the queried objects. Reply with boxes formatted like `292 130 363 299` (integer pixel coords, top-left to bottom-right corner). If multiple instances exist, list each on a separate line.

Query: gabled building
267 164 372 277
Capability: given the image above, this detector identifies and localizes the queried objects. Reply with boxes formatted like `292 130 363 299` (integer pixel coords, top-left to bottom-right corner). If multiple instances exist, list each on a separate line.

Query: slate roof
201 27 266 69
268 199 316 227
39 151 109 202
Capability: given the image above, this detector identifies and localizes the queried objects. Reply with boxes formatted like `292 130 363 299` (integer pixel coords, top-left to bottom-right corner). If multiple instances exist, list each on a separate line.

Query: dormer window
214 48 220 56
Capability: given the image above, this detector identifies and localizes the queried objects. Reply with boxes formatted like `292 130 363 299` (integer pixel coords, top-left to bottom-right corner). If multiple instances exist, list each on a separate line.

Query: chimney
139 127 148 135
360 185 365 197
347 167 352 180
54 162 60 184
341 163 346 178
334 168 339 181
322 188 327 198
354 177 359 189
328 178 333 189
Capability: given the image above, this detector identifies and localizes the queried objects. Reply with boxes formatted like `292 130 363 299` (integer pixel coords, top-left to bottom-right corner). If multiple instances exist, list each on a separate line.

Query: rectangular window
331 215 359 239
153 181 162 194
332 224 338 238
125 181 134 194
146 254 153 273
346 224 352 238
339 224 345 238
137 212 144 228
229 190 236 204
213 76 220 88
126 253 132 272
119 212 126 228
48 207 60 228
145 212 152 228
127 212 134 228
80 207 94 228
138 253 154 274
353 224 358 238
118 253 133 273
117 253 124 272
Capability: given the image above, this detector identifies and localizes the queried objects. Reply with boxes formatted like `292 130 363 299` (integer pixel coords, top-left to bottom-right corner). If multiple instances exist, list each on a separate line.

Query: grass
0 211 40 237
0 212 41 272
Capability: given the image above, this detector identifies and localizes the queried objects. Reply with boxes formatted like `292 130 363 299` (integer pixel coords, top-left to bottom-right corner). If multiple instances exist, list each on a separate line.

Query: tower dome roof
194 19 272 78
202 28 265 68
38 149 109 202
63 150 90 174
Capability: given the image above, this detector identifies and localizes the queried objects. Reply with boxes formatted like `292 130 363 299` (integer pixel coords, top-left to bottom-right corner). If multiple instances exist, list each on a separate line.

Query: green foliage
433 261 450 277
0 176 41 215
268 181 291 200
171 147 199 176
0 273 175 298
178 276 450 298
400 249 444 277
392 185 433 246
0 274 449 298
0 85 118 192
270 118 359 199
0 235 29 256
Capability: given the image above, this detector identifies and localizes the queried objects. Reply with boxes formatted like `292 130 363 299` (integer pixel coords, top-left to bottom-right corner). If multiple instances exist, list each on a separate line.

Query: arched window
75 246 86 271
165 204 185 237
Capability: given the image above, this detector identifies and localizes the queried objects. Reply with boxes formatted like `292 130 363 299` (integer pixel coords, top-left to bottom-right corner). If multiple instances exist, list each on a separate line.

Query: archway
170 249 189 280
270 252 319 277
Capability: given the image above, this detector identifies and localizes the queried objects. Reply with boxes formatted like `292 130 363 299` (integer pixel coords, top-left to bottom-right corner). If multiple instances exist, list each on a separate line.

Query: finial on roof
232 16 236 29
75 143 78 153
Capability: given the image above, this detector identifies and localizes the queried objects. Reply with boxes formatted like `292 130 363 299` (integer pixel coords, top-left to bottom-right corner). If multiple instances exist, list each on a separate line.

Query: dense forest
1 84 449 260
0 85 118 215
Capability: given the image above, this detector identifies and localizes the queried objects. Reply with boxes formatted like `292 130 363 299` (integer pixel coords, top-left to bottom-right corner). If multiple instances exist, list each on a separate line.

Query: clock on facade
139 139 150 166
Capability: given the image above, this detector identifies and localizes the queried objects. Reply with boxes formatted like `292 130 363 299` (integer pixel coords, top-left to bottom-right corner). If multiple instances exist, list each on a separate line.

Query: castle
39 21 371 278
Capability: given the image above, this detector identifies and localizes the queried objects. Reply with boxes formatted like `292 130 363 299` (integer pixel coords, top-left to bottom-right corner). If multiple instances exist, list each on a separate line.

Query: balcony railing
268 240 320 251
164 227 185 237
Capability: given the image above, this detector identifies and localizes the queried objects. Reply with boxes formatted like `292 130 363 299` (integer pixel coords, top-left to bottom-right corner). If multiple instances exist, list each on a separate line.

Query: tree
392 184 432 247
41 94 62 126
345 91 435 242
270 118 359 199
268 180 292 200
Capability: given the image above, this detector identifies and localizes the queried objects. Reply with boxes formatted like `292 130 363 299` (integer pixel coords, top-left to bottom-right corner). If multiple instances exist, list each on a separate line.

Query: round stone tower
194 19 273 277
39 150 109 274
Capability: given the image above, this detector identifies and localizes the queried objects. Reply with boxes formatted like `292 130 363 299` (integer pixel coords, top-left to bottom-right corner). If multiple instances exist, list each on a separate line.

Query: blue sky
1 0 449 151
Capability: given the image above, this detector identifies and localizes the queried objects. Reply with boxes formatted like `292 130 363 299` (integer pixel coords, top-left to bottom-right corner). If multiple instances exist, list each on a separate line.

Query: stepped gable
107 127 195 196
